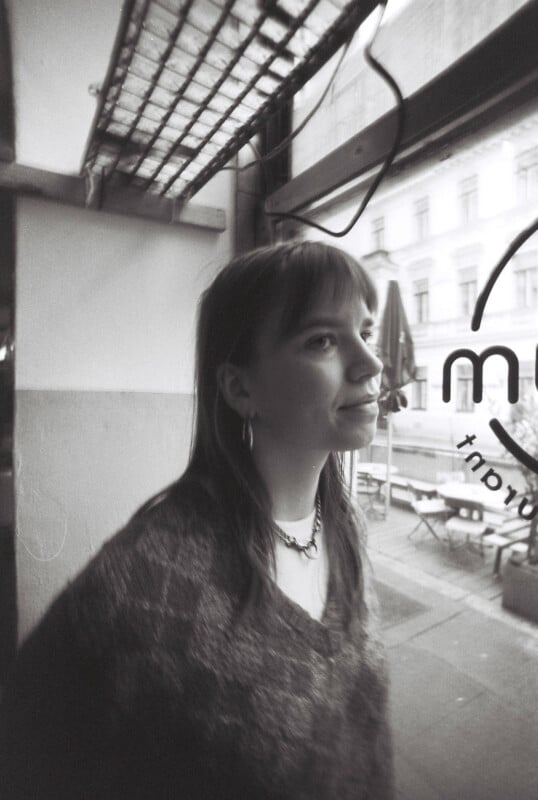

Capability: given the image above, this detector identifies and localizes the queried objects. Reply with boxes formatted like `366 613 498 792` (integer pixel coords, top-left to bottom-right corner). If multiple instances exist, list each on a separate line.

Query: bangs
272 242 378 341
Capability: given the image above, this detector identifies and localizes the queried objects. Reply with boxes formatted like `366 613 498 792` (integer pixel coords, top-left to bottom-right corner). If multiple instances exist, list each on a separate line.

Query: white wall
15 195 234 640
16 198 228 394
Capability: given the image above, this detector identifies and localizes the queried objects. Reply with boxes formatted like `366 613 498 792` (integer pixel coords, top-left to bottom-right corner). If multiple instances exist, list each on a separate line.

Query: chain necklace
272 495 322 560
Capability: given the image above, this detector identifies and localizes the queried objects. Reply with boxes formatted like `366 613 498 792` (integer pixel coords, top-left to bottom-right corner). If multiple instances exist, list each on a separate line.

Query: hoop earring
242 417 254 451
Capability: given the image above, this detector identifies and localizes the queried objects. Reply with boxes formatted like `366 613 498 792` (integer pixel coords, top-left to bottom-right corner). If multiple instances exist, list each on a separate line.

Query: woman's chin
335 421 378 452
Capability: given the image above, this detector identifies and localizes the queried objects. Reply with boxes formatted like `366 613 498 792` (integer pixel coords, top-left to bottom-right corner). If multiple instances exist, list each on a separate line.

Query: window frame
458 265 478 317
414 196 430 241
371 215 385 250
516 146 538 202
456 364 475 413
459 175 478 224
413 277 429 324
412 366 428 410
513 252 538 309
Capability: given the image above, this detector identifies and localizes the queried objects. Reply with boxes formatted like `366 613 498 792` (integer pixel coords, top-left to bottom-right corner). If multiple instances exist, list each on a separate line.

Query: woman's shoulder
78 479 219 596
23 478 221 657
0 478 226 795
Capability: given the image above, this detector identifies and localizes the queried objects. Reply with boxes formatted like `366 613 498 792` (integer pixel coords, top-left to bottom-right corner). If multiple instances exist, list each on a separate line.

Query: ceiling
82 0 378 203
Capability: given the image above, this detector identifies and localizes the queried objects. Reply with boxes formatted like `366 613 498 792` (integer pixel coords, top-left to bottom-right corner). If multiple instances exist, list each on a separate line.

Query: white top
273 509 328 622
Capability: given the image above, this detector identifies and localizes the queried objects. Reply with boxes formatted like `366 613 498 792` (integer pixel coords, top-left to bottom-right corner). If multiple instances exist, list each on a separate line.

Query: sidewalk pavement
366 504 538 800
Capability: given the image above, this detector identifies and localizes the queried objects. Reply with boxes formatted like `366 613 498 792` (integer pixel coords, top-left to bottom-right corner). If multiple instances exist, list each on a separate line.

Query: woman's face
245 289 383 457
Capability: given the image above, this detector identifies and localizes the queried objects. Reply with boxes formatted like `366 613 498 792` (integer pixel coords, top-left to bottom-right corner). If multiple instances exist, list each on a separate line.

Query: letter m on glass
442 347 520 404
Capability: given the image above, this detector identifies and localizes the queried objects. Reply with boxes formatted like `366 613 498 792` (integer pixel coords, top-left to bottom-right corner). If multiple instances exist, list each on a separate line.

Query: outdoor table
437 482 508 516
356 463 398 518
356 462 398 480
437 483 531 567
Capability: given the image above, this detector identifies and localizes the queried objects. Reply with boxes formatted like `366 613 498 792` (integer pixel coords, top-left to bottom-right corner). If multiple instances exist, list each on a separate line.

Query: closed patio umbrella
377 280 417 516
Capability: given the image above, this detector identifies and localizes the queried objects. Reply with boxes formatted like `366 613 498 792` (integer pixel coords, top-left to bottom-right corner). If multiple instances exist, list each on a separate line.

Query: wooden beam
0 162 227 232
267 1 538 215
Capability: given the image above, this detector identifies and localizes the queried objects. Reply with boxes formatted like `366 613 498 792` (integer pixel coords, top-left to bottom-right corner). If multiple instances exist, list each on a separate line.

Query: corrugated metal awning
82 0 377 203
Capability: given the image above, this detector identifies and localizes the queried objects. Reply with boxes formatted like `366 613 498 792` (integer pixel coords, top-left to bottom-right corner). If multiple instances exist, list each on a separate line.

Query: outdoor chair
482 515 532 575
445 512 489 551
356 472 386 519
407 484 455 542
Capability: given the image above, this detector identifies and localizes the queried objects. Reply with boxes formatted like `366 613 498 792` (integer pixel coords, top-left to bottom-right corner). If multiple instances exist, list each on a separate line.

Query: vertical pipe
0 0 16 683
385 411 393 518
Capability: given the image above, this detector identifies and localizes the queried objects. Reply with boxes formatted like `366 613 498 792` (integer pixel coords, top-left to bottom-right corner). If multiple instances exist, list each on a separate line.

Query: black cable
471 215 538 331
263 0 406 238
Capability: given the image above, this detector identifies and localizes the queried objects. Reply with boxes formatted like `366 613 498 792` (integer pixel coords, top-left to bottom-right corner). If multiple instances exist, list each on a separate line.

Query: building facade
292 1 537 479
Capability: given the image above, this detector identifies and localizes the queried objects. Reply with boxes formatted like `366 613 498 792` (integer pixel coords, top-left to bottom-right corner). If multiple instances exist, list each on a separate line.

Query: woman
0 240 393 798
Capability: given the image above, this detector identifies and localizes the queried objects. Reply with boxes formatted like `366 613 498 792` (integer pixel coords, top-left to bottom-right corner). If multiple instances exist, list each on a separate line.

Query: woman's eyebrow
296 315 375 332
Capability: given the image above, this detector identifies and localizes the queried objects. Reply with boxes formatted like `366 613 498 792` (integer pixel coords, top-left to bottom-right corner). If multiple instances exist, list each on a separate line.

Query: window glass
458 266 478 316
371 216 385 250
516 146 538 202
519 361 535 399
459 175 478 224
413 278 429 323
514 252 538 308
414 197 429 241
291 0 529 176
456 364 474 412
412 366 427 409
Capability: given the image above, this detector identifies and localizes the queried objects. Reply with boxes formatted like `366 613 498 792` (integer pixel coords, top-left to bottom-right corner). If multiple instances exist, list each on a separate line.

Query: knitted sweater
0 484 393 799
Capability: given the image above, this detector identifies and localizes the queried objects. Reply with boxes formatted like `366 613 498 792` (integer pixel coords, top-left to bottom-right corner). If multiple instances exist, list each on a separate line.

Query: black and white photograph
0 1 537 797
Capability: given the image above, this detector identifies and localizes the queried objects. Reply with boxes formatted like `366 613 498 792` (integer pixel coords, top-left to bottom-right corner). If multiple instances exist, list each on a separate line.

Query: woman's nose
346 340 383 382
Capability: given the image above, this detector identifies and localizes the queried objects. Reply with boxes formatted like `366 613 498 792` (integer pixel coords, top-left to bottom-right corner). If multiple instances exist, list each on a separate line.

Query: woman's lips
339 399 379 416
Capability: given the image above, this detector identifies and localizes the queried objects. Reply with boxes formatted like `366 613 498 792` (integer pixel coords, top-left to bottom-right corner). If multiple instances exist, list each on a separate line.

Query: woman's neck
252 441 327 521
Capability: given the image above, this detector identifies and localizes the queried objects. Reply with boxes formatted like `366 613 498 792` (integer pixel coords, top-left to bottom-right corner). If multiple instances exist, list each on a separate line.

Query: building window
459 266 477 316
519 362 535 400
459 175 478 224
516 147 538 201
514 260 538 309
331 75 364 148
371 216 385 250
414 197 429 241
413 278 429 323
456 364 474 412
412 367 427 410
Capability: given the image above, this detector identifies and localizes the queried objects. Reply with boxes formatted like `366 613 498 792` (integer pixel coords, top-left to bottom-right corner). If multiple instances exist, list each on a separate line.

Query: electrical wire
263 0 406 238
223 36 352 172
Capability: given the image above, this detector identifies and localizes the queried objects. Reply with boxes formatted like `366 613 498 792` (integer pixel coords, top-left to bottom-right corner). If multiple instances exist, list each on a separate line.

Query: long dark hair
172 241 377 621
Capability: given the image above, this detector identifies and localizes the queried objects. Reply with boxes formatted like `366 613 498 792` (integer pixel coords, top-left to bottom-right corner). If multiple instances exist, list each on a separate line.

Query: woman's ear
217 362 252 417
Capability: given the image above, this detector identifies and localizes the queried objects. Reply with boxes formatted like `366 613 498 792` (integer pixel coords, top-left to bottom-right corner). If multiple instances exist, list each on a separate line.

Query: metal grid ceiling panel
83 0 376 202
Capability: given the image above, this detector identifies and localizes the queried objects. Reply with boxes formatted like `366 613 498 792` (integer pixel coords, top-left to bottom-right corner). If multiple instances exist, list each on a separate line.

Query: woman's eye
307 334 336 351
361 330 374 345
